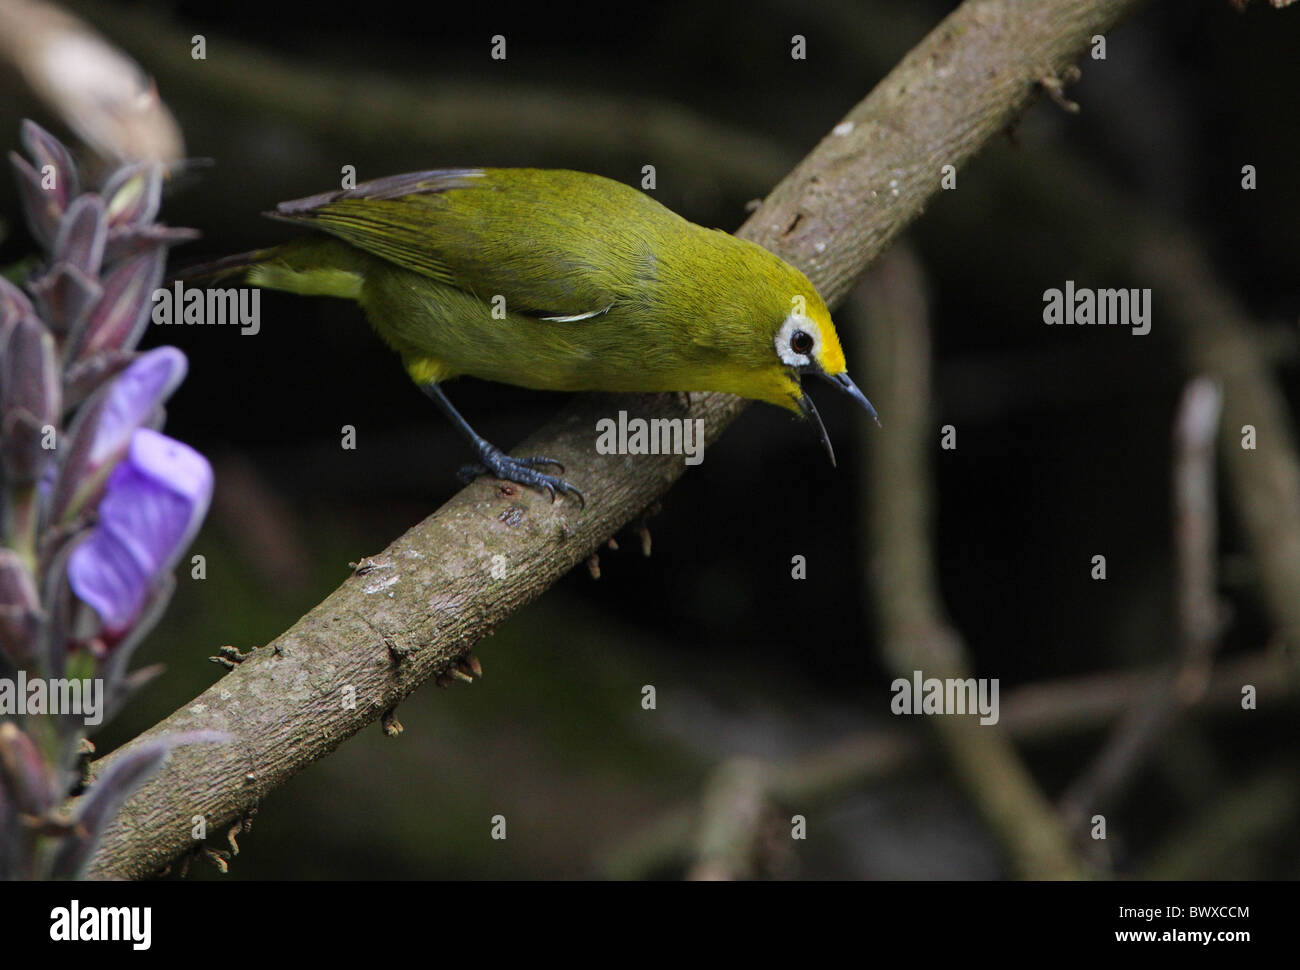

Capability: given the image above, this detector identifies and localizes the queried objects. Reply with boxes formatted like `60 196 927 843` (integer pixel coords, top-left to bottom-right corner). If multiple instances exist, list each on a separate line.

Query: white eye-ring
776 314 820 367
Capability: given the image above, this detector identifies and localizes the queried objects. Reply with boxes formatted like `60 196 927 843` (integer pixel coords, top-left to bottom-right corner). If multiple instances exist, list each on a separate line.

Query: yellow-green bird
188 168 877 502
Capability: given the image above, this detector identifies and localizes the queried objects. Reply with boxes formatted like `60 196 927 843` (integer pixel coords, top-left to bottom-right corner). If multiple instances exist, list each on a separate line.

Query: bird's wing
267 169 644 320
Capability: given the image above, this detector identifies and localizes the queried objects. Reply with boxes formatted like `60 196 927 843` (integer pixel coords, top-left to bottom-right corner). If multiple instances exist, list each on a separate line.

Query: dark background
1 0 1297 878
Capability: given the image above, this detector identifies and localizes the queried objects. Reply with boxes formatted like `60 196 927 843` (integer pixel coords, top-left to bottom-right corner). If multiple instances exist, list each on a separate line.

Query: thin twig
1059 379 1224 836
603 650 1292 879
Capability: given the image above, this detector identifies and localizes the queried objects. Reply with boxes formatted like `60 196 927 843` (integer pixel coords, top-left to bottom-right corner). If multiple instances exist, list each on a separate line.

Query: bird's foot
458 448 584 507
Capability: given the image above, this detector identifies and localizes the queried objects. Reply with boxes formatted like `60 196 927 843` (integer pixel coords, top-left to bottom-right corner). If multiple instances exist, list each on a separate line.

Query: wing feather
265 169 669 321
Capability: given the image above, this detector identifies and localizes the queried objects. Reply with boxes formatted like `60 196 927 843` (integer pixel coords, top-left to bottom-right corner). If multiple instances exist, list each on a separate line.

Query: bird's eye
790 330 814 356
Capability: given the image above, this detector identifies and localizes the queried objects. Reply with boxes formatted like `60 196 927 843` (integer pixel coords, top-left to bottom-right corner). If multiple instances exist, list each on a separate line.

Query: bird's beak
798 390 838 467
796 368 881 468
824 370 881 427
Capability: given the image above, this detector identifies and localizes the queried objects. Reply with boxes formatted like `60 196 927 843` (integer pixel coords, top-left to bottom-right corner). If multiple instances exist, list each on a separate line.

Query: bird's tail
170 238 365 302
169 247 277 285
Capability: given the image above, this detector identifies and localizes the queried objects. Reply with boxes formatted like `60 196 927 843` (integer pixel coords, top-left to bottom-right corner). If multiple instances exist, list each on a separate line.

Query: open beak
798 391 838 467
825 371 881 427
796 368 881 468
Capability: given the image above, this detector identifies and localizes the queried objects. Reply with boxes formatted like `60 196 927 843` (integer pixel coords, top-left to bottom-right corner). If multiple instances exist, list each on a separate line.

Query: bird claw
460 450 584 508
513 455 565 473
456 463 487 485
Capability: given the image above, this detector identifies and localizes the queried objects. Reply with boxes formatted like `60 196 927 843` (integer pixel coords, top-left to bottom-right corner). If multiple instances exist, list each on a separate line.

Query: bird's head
759 283 879 467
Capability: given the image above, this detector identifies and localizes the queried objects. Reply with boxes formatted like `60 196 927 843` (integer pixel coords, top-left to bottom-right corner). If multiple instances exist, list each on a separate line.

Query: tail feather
170 239 367 302
169 248 276 285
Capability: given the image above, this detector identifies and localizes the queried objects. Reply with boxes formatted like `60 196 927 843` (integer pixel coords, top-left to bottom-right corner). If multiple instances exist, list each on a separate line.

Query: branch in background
59 0 792 197
1135 232 1300 671
950 141 1300 679
0 0 183 166
1058 379 1225 848
1173 379 1226 680
1140 760 1299 880
604 651 1293 880
81 0 1149 880
856 248 1084 880
687 759 771 880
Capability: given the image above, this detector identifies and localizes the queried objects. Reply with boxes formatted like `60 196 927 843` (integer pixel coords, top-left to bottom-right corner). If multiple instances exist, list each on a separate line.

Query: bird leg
420 382 584 507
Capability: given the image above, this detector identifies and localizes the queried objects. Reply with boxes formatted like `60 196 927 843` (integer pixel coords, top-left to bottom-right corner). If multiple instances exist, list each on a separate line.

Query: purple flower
52 345 187 524
67 428 212 637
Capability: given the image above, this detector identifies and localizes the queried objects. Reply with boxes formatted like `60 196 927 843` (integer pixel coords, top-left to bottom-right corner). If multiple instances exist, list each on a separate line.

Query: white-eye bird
185 168 878 503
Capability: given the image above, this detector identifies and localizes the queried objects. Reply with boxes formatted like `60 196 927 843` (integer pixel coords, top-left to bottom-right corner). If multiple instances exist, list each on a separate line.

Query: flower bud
68 248 165 363
102 162 162 230
0 276 34 345
103 224 200 266
7 120 80 250
0 549 41 666
0 315 60 487
26 262 102 341
20 120 80 210
0 722 54 817
62 350 132 412
51 193 106 278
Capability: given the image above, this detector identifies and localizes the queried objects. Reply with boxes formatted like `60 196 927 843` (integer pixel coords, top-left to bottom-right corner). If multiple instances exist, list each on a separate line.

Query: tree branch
1135 232 1300 664
58 0 792 196
945 120 1300 675
604 651 1293 880
857 249 1085 879
83 0 1148 880
1058 378 1226 840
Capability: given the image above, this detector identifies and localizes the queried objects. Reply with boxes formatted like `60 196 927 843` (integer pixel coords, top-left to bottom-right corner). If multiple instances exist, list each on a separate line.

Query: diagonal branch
83 0 1148 879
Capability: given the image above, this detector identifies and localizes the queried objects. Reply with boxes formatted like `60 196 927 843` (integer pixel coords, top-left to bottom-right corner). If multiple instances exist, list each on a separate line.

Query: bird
181 168 878 504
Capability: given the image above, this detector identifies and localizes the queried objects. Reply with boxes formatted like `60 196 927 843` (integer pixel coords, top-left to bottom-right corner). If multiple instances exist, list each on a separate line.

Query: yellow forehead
806 304 846 375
